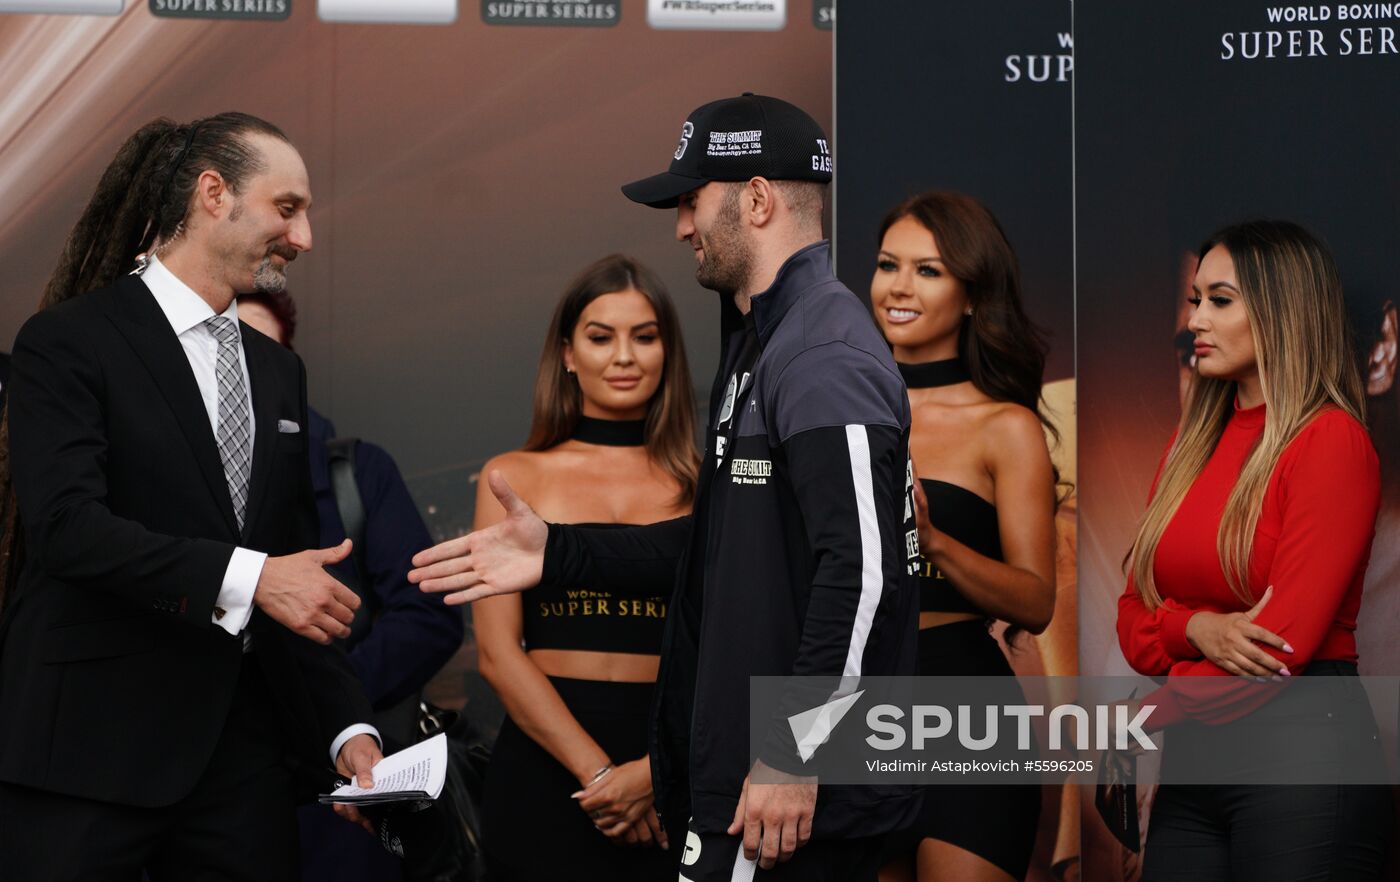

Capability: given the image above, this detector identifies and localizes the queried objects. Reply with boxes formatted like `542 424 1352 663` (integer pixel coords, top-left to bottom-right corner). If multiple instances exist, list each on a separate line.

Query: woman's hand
911 468 941 558
573 757 667 848
1184 586 1293 678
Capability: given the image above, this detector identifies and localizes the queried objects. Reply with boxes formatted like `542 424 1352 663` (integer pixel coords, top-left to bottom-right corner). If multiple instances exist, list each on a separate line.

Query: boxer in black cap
413 94 919 882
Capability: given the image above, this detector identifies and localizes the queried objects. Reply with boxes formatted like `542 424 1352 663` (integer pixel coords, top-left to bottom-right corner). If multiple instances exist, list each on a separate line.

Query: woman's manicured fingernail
1283 643 1295 653
1280 666 1291 677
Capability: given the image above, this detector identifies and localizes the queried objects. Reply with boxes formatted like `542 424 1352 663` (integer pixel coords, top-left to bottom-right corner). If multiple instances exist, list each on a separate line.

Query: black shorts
879 621 1041 880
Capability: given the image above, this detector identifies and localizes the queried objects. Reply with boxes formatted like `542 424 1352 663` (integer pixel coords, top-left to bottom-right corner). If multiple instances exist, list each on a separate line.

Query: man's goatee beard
253 257 287 294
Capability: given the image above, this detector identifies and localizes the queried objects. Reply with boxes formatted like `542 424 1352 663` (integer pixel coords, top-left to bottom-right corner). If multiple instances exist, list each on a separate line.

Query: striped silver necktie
206 316 252 529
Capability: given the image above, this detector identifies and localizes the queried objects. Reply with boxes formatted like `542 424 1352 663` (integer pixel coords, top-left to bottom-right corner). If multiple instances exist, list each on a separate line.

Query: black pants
0 658 298 882
1143 782 1392 881
1143 662 1393 881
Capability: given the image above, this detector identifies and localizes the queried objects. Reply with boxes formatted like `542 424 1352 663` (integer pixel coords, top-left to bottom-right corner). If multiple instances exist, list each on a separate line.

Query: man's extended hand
332 733 382 835
254 539 360 644
409 471 547 604
726 760 817 870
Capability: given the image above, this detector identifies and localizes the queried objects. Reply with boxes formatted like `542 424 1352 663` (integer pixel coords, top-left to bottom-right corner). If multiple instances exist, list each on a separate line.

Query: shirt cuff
330 724 383 766
212 548 267 636
1160 607 1200 661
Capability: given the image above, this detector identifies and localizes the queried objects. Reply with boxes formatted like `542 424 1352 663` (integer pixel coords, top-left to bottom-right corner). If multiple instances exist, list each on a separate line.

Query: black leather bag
326 438 491 881
368 704 491 882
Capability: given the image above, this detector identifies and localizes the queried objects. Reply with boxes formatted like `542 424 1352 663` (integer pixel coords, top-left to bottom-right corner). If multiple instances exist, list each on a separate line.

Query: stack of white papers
319 733 447 806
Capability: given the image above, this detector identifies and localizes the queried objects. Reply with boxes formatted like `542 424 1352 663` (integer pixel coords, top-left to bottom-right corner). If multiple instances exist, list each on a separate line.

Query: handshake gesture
408 471 548 603
254 538 361 644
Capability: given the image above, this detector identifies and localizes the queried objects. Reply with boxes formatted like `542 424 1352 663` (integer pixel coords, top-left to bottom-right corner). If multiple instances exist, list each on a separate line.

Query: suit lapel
239 329 279 544
104 276 241 538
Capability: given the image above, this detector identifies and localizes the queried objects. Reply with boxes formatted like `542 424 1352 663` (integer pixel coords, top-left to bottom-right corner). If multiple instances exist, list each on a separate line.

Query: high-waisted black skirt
882 620 1042 880
480 676 675 881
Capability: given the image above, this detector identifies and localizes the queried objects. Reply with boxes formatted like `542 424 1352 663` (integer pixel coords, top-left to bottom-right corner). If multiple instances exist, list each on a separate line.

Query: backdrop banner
1076 1 1400 878
837 3 1077 879
0 1 830 727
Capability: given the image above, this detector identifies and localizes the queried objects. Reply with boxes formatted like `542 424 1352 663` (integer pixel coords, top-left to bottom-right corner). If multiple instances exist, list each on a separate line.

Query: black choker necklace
571 416 646 447
897 358 971 389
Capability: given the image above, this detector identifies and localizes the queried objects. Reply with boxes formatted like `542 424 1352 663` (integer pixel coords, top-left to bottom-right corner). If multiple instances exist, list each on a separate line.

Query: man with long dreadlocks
0 113 383 881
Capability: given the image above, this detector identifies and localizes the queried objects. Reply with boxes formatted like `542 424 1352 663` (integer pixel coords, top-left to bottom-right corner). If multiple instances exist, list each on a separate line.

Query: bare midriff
919 610 982 630
527 648 661 683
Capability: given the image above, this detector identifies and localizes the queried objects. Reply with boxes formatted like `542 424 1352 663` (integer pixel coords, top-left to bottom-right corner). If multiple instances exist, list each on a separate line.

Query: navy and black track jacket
540 241 920 839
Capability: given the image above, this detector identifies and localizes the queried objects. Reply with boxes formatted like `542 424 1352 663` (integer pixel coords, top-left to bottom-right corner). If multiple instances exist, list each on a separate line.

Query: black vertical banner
834 3 1077 879
834 0 1073 383
1077 2 1400 678
1077 1 1400 878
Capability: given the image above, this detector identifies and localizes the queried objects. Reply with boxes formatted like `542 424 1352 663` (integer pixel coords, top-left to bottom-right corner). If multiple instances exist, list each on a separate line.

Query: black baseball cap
621 93 833 209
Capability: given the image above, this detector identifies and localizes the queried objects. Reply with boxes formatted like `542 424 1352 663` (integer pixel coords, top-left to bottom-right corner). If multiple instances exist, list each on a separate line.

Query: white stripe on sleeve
842 424 884 680
729 847 757 882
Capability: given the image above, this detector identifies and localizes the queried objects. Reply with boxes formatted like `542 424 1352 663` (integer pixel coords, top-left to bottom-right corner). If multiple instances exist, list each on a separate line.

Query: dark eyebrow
585 320 660 332
878 250 944 263
1190 281 1241 295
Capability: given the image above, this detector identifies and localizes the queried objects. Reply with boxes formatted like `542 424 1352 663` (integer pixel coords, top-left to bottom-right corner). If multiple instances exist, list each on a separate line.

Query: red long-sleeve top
1117 402 1380 728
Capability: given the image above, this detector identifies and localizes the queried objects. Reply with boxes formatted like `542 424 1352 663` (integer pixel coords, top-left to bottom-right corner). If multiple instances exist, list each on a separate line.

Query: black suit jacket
0 274 371 807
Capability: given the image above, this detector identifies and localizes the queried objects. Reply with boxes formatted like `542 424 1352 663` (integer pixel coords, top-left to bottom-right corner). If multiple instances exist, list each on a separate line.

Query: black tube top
521 524 668 655
918 480 1003 615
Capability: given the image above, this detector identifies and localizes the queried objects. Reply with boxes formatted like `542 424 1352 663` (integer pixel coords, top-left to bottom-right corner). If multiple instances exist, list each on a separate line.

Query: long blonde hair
1129 220 1366 608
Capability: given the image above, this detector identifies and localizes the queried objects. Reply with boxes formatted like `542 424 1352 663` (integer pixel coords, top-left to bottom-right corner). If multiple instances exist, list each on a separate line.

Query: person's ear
1366 301 1397 397
746 177 776 228
561 338 576 375
195 169 228 219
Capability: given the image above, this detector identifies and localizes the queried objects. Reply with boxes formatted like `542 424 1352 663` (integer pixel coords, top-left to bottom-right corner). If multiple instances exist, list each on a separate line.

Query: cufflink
213 606 227 620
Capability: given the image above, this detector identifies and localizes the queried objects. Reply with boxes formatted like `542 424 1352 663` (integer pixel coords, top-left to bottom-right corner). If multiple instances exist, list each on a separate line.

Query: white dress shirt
142 257 378 763
142 256 263 637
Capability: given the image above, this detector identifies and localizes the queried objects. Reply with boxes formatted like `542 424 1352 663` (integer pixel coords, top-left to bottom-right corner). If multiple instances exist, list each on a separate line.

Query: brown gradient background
0 0 831 743
0 3 833 539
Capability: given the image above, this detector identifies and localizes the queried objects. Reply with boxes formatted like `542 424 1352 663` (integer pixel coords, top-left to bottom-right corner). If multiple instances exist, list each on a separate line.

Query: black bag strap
326 437 373 645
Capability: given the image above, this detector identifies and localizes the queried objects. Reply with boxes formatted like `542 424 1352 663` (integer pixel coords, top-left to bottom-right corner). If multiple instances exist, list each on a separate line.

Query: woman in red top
1116 220 1392 880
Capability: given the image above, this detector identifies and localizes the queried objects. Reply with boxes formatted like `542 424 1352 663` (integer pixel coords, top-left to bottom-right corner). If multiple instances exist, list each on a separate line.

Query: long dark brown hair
523 254 699 506
881 193 1062 647
879 191 1057 444
0 112 292 609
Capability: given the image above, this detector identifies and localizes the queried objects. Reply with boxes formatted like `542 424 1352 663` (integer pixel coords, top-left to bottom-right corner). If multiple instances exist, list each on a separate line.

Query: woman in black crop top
869 193 1059 882
473 255 699 881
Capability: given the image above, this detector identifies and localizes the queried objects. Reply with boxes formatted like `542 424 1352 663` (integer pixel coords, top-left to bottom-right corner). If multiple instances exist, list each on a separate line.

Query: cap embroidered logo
674 121 695 161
